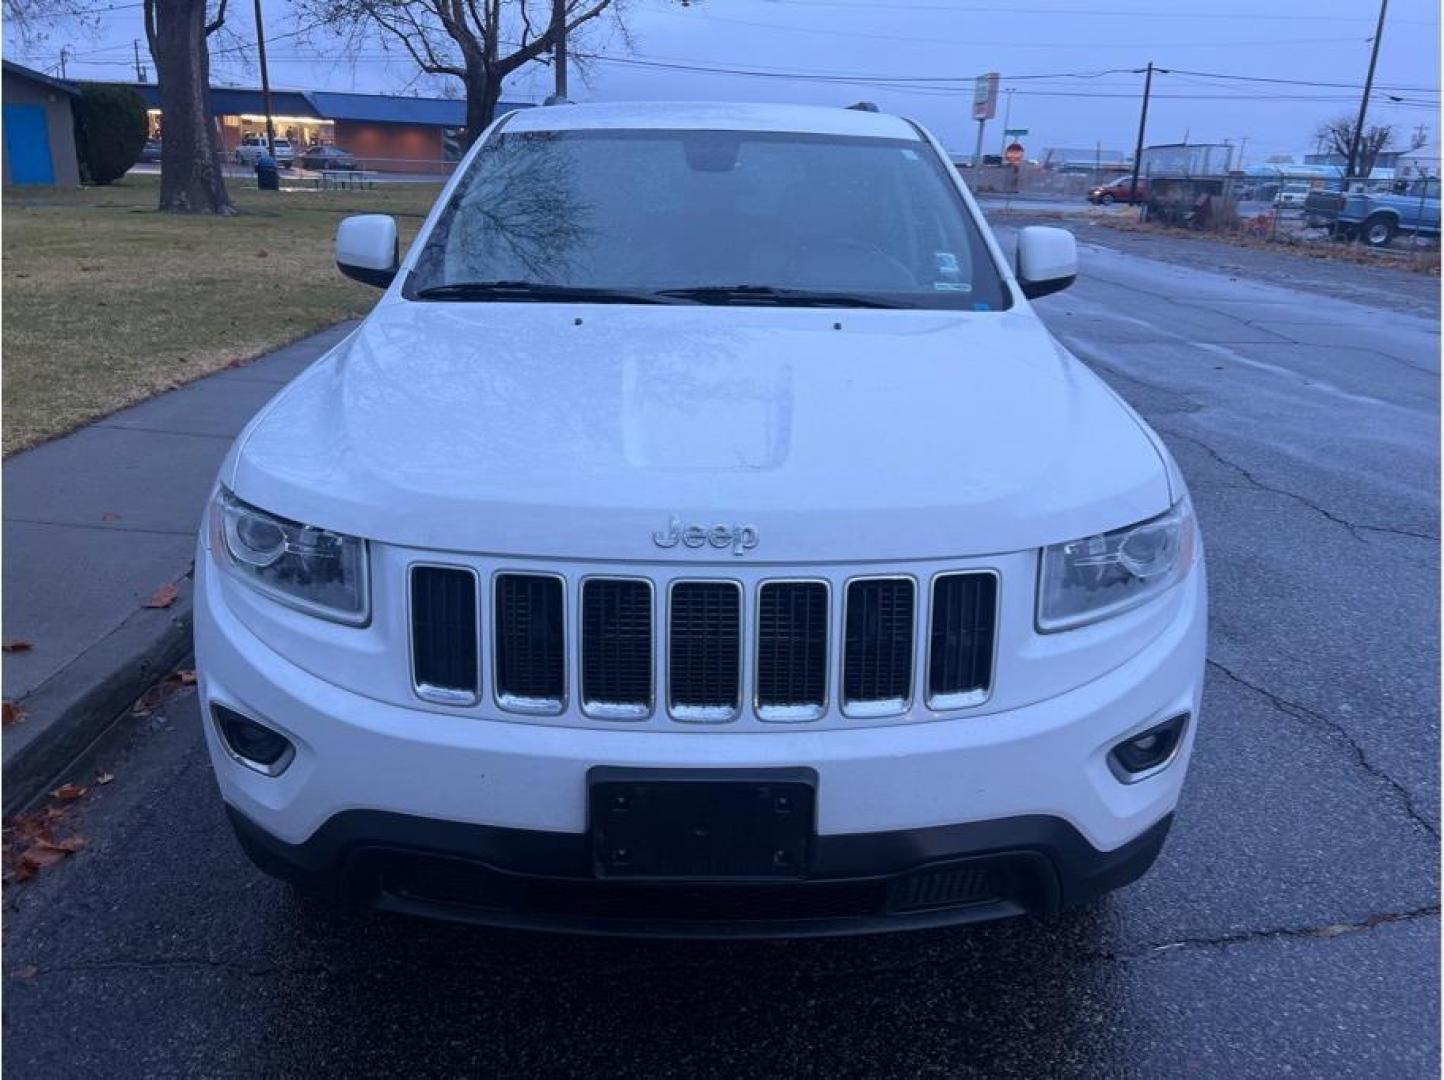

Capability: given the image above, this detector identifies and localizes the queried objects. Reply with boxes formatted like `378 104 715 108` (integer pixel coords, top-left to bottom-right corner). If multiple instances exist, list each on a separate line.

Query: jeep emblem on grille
652 516 759 556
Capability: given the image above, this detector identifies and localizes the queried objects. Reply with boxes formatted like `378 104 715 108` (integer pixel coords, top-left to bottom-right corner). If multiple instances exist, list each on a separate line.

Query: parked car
1087 176 1148 205
235 135 294 167
1332 177 1442 247
197 102 1206 938
139 138 163 163
1272 183 1312 209
299 144 357 171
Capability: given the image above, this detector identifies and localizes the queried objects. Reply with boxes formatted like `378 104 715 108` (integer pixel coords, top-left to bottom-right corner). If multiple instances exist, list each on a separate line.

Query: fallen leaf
5 862 35 883
2 701 26 727
95 772 115 786
100 511 123 522
10 966 37 981
51 835 87 853
177 669 197 686
51 784 87 802
256 249 270 258
143 582 179 609
20 842 69 869
2 639 33 653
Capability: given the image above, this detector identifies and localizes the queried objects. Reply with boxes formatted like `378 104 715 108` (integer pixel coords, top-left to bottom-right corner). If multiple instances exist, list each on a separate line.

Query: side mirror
1015 225 1077 299
336 214 399 288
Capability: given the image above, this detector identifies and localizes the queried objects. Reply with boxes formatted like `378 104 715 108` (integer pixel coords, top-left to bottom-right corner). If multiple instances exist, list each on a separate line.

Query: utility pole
550 0 568 99
57 46 68 79
1236 135 1248 172
1347 0 1389 180
1128 61 1155 203
998 87 1014 157
252 0 277 151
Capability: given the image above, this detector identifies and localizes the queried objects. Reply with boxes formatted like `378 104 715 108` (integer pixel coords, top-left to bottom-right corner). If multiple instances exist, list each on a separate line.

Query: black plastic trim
226 804 1173 939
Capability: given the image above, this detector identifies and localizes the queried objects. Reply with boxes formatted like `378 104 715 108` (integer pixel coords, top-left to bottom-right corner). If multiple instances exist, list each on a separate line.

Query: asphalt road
4 223 1439 1076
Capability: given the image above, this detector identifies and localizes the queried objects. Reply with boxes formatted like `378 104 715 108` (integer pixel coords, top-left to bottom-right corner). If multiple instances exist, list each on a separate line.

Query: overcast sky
10 0 1440 162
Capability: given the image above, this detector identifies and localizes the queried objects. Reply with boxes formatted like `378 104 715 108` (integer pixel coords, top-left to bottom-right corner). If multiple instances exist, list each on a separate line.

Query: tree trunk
149 0 233 214
462 67 504 150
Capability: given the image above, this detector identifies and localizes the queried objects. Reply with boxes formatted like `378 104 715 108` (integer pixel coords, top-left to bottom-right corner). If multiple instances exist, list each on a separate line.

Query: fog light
1109 713 1188 782
213 704 295 776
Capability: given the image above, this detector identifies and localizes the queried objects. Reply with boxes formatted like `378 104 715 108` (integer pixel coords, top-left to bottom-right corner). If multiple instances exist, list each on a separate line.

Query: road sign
1004 142 1026 165
972 73 1000 121
1004 128 1029 137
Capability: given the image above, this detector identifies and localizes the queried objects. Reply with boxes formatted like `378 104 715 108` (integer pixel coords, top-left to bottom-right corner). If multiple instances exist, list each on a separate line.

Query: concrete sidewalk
2 321 358 815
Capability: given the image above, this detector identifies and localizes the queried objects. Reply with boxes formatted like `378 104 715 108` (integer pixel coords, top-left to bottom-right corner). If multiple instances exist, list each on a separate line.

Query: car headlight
1037 497 1196 632
209 490 369 625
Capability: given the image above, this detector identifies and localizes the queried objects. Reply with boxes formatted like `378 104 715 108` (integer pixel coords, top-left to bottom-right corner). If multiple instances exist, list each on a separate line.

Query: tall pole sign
253 0 276 152
972 72 1000 170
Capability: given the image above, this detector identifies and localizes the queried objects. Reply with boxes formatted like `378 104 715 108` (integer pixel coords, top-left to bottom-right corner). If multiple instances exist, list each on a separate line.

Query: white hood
227 299 1170 562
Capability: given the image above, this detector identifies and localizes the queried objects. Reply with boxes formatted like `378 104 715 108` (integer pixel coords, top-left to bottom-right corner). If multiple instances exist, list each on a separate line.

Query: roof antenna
847 101 879 112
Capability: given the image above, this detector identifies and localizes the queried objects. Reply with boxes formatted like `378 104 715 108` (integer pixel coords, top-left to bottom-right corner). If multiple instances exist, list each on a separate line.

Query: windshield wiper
654 285 911 309
412 280 690 305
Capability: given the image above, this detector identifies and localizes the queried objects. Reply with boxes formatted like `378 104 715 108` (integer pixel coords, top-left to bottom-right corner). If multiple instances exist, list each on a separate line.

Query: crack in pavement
1164 429 1441 543
1094 904 1441 963
1208 658 1440 840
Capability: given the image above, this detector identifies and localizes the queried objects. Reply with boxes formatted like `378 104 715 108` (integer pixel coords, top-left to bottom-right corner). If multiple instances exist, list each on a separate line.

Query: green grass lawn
2 175 443 455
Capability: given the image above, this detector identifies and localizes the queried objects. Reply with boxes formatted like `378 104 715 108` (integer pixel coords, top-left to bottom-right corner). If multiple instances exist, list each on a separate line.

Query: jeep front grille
581 578 653 719
668 581 742 722
410 565 479 704
928 572 998 709
494 573 566 713
755 581 829 721
842 577 916 717
408 566 997 725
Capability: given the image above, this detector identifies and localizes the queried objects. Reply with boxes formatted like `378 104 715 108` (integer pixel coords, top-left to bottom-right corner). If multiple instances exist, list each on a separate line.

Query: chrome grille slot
842 577 915 717
928 572 998 709
755 581 828 721
668 581 742 722
410 566 479 705
494 573 566 713
581 578 653 719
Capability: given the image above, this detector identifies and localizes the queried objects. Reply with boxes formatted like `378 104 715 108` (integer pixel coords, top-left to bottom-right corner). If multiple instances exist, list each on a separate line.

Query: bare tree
3 0 103 46
144 0 235 213
1314 115 1395 178
299 0 619 148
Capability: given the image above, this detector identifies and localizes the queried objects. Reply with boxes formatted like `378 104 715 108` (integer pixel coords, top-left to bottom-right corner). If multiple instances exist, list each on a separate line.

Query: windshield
408 128 1011 310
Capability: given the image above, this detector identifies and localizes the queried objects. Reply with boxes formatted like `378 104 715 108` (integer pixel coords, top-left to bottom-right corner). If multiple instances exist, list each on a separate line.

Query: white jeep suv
196 102 1206 937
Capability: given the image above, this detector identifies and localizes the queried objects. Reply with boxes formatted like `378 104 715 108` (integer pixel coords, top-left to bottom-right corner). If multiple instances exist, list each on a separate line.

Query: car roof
501 101 921 141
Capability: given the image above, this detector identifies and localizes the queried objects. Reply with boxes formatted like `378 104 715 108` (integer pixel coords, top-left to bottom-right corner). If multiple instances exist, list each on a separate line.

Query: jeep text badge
652 516 760 556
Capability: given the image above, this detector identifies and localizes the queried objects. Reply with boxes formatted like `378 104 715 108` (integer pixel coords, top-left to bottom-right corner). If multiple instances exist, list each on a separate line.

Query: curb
2 580 194 818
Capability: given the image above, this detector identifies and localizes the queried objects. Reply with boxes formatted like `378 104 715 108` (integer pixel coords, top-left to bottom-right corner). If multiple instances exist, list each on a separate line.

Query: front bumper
197 550 1205 936
227 802 1174 938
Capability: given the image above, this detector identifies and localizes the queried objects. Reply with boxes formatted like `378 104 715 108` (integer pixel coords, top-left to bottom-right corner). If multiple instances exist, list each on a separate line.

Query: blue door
4 104 56 185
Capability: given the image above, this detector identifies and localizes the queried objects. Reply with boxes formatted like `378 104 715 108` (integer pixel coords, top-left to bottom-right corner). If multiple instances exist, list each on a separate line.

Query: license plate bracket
588 767 817 880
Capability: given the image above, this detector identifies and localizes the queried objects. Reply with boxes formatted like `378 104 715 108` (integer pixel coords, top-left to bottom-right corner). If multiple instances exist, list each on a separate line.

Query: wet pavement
3 223 1439 1076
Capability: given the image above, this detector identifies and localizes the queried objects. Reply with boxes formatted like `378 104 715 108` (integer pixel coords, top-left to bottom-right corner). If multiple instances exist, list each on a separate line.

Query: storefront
129 82 531 173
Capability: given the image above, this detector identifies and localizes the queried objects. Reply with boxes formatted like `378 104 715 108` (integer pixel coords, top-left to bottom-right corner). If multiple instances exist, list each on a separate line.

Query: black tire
1361 214 1396 248
1099 193 1114 206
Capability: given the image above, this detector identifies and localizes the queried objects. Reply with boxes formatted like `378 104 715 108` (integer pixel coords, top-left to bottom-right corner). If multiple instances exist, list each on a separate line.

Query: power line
1167 66 1438 94
634 5 1381 49
720 0 1439 22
